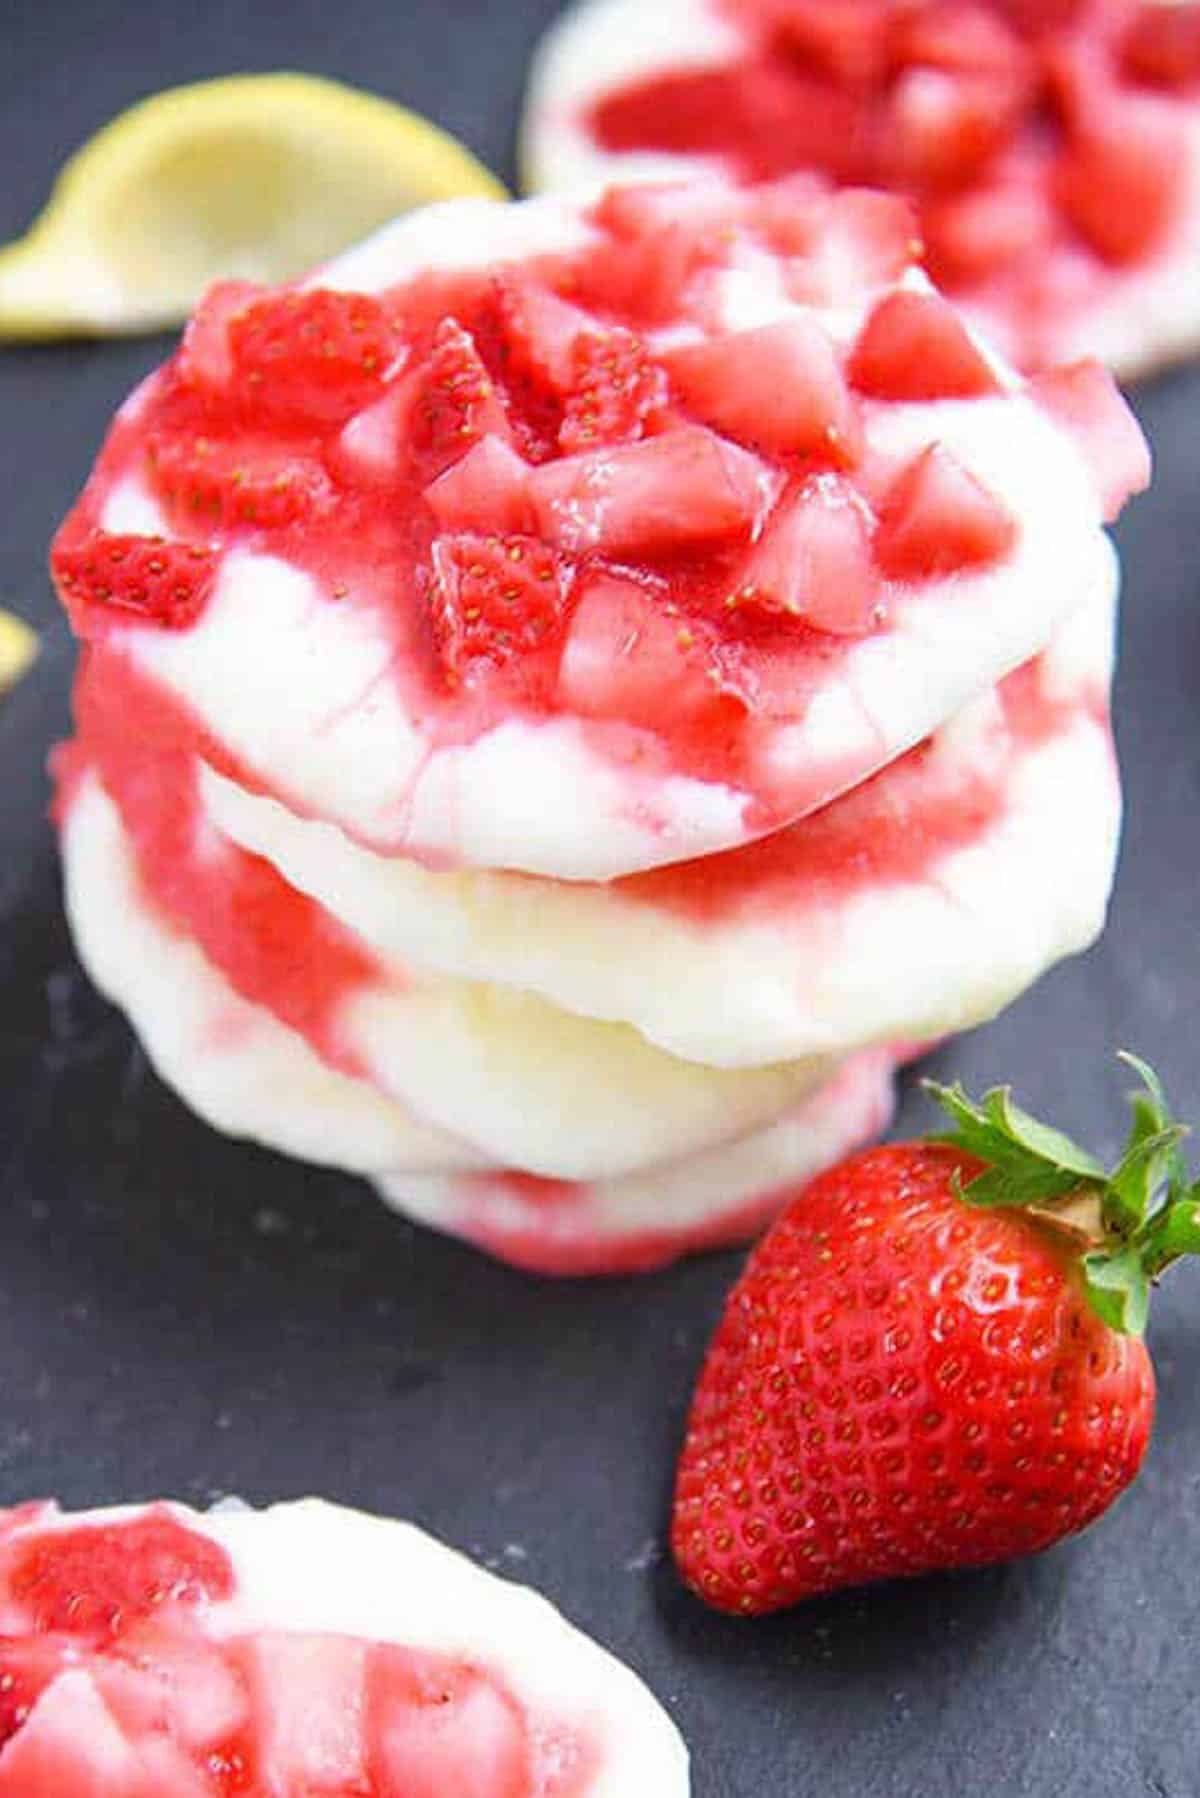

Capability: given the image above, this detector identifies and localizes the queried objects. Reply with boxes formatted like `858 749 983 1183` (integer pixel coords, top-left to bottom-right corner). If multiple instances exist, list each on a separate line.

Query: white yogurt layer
520 0 1200 382
60 773 482 1177
63 775 840 1183
204 583 1120 1070
380 1050 897 1272
102 188 1119 881
0 1499 690 1797
60 773 895 1268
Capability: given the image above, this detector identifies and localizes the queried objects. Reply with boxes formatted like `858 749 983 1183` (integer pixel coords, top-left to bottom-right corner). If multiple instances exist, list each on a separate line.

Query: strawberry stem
924 1054 1195 1337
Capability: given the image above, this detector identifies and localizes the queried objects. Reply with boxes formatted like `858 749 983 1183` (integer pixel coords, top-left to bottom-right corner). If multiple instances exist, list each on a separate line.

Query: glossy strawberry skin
146 432 332 532
558 328 668 454
6 1509 234 1642
227 288 400 425
672 1143 1154 1616
51 530 218 633
426 532 570 690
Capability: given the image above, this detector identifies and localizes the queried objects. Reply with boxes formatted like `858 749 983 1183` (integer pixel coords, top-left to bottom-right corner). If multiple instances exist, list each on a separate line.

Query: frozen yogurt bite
524 0 1200 379
0 1497 688 1794
50 179 1146 1271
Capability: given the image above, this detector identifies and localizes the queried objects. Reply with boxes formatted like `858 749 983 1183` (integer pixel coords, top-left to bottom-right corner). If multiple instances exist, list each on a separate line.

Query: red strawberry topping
1053 101 1187 266
7 1510 234 1642
582 1 1195 373
875 445 1016 578
427 533 572 688
1122 4 1200 90
528 425 774 557
0 1499 604 1798
406 317 513 477
227 288 401 424
178 279 264 391
849 288 1001 400
673 1058 1194 1614
558 328 669 453
729 474 880 635
666 318 862 462
424 435 535 535
1029 359 1152 522
147 434 332 531
47 167 1147 831
558 572 747 740
51 531 218 633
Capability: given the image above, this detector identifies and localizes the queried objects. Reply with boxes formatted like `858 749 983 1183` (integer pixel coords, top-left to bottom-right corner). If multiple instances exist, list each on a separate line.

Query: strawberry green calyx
925 1054 1200 1339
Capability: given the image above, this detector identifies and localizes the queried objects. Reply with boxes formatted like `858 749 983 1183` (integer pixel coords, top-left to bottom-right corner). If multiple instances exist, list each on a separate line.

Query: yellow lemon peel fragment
0 73 508 339
0 611 38 695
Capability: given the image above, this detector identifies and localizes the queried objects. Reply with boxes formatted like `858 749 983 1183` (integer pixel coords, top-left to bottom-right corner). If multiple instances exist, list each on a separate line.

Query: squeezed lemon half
0 73 508 339
0 612 37 695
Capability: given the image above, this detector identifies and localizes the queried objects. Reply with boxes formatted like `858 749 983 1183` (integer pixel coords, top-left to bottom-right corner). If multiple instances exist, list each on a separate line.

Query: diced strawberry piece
785 190 923 307
1122 5 1200 89
104 1622 248 1752
891 3 1028 76
146 434 331 531
729 474 881 636
406 318 513 479
425 436 535 534
996 0 1086 32
228 287 401 424
492 275 594 394
875 444 1017 578
368 1648 530 1798
666 318 861 463
922 179 1053 284
559 329 669 453
770 0 891 86
849 289 1000 400
51 531 218 635
888 67 1027 190
333 383 412 483
588 188 733 323
237 1632 368 1793
592 180 742 242
1054 103 1186 265
177 280 264 391
529 426 775 557
558 572 748 738
0 1670 142 1798
739 171 833 256
427 533 572 689
1029 360 1151 523
6 1511 234 1642
0 1637 82 1748
129 1737 213 1798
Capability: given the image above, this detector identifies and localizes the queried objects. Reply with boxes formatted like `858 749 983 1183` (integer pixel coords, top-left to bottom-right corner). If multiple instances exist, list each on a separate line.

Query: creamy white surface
60 775 895 1262
520 0 1200 381
205 584 1121 1069
1 1499 689 1797
103 186 1120 880
380 1049 897 1260
64 775 840 1183
61 774 482 1176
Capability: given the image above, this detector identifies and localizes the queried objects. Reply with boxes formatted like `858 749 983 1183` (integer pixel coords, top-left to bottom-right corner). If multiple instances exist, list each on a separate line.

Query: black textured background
2 4 1200 1793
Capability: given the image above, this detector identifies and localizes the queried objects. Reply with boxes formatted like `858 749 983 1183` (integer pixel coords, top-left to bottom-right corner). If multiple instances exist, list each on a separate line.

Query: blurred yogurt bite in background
523 0 1200 378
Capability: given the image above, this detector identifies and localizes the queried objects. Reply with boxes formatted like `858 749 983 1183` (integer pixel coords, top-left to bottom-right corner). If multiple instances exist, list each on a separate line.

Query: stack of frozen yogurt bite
51 175 1147 1273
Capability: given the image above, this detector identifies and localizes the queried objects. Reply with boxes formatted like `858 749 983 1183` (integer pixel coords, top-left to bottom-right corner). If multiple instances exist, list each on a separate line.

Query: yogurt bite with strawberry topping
524 0 1200 380
0 1498 688 1794
50 178 1147 1271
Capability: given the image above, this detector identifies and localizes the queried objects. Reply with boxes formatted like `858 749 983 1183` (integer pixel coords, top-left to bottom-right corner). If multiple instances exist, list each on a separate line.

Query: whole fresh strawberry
672 1056 1199 1615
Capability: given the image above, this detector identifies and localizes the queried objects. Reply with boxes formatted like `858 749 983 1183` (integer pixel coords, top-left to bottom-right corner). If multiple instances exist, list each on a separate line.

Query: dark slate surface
2 5 1199 1793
